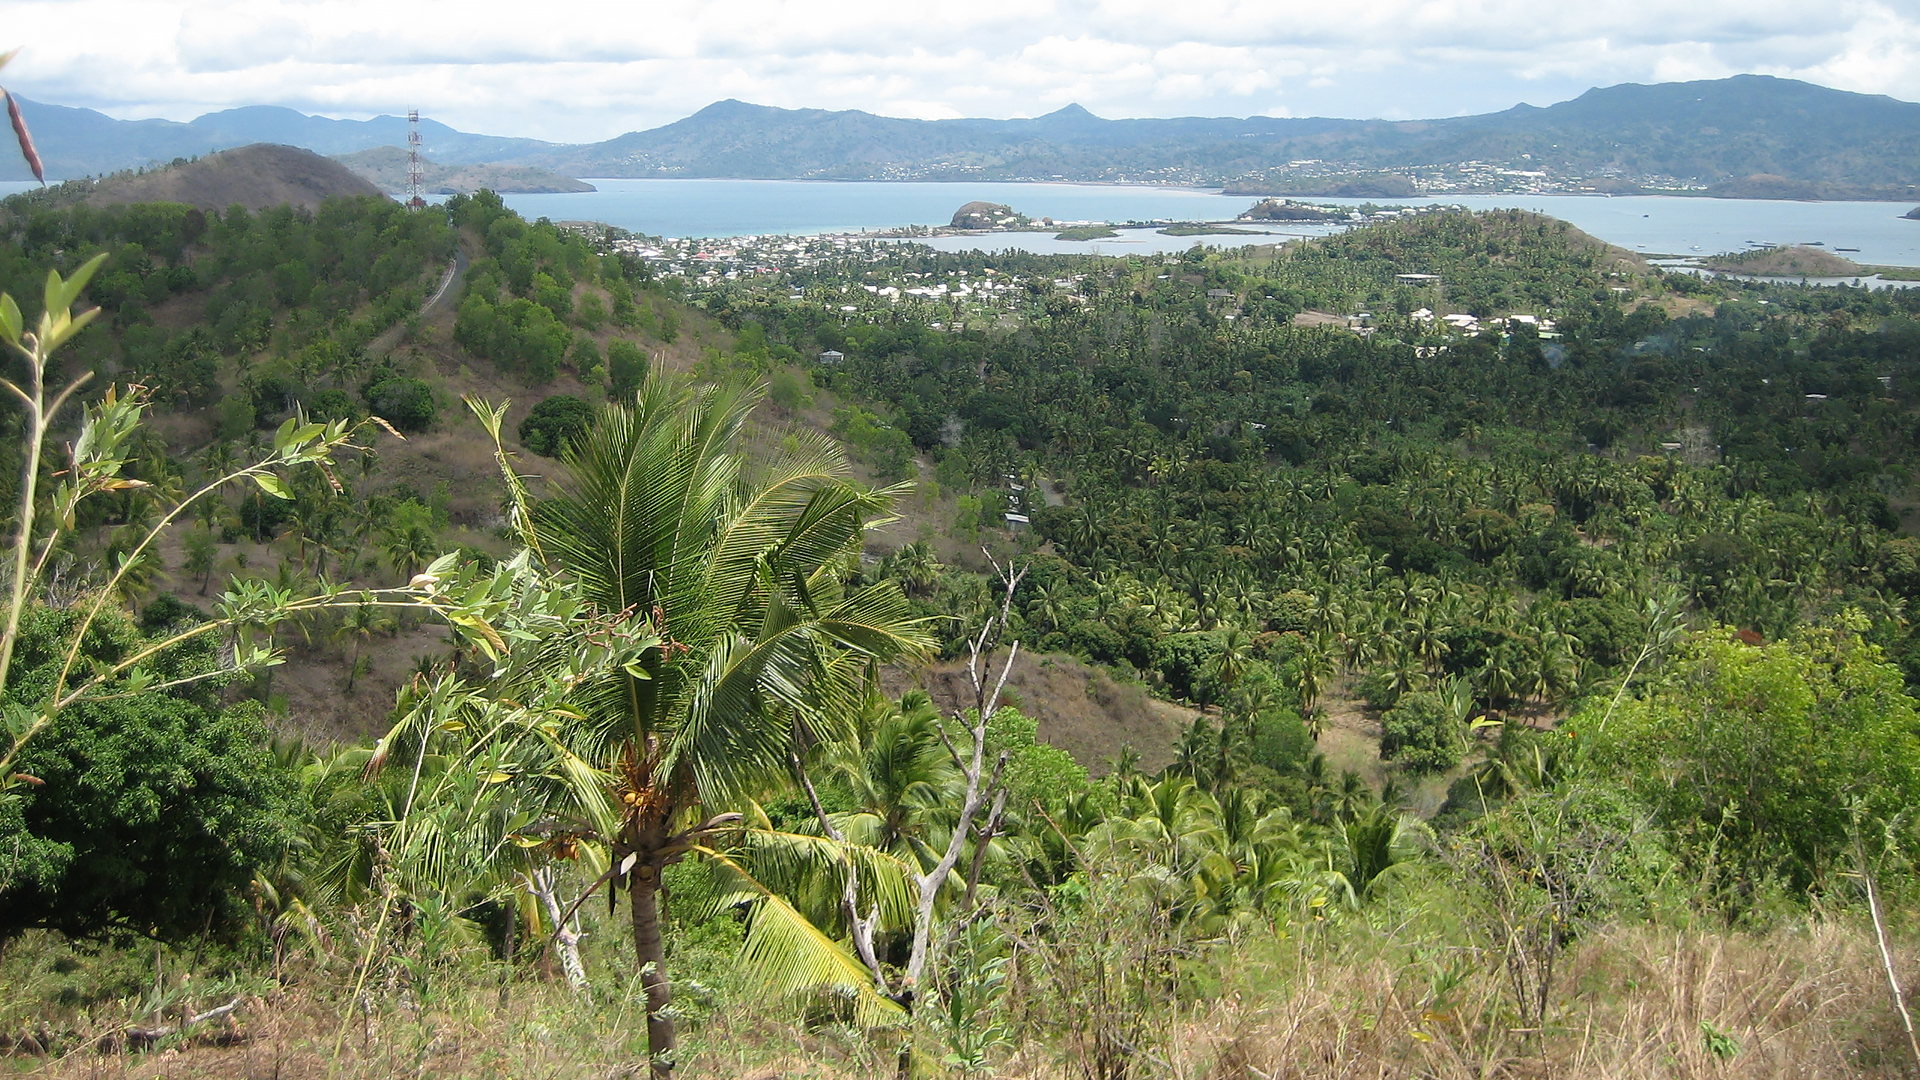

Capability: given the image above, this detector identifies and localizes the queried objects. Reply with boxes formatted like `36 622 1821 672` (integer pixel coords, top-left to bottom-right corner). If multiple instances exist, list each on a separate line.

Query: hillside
9 179 1920 1080
332 146 594 194
78 144 384 212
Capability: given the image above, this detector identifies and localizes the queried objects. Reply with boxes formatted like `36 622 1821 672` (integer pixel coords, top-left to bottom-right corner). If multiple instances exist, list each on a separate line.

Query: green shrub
366 377 437 433
1380 691 1462 774
768 367 814 412
607 339 648 401
1583 623 1920 895
519 394 595 457
0 607 299 943
306 387 358 422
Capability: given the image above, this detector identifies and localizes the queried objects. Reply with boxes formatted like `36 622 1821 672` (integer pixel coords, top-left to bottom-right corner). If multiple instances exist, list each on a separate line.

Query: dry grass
7 919 1912 1079
1149 922 1914 1080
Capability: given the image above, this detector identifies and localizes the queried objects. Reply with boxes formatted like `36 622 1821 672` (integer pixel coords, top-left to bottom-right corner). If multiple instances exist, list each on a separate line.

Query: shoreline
549 177 1918 206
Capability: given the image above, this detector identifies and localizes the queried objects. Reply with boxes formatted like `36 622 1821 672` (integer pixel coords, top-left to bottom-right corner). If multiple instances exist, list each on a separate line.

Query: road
365 246 469 359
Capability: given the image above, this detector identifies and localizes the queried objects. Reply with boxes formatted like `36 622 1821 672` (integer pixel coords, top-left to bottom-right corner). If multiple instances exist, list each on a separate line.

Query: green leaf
44 306 99 351
43 253 108 320
2 702 38 737
252 473 293 500
0 292 20 345
61 253 109 309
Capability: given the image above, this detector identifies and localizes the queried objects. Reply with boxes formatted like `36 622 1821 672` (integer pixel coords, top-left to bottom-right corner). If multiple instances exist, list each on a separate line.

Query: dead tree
795 551 1026 1033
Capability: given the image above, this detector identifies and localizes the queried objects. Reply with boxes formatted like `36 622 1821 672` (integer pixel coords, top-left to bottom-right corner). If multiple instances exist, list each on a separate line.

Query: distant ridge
7 75 1920 195
78 145 384 213
0 100 553 181
525 76 1920 190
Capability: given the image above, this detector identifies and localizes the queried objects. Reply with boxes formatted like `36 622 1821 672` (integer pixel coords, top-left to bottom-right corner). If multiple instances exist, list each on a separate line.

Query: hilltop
75 144 383 213
332 146 594 194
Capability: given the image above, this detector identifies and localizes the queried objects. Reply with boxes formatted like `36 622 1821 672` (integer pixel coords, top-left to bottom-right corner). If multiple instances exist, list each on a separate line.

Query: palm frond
701 848 906 1027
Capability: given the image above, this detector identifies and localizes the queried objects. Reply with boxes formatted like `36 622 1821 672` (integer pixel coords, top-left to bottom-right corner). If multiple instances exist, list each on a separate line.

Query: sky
3 0 1920 143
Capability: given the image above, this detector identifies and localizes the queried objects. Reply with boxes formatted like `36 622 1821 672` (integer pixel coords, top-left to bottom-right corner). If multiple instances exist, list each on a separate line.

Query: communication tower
406 109 426 208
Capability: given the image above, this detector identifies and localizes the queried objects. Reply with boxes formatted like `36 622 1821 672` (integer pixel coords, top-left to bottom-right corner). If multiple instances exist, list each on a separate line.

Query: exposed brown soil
1290 309 1348 328
883 652 1197 775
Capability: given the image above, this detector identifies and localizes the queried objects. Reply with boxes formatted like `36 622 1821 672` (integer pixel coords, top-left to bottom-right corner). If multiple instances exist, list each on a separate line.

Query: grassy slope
132 232 1168 772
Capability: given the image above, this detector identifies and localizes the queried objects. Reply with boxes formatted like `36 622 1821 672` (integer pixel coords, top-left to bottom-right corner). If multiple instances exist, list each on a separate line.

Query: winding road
365 246 469 359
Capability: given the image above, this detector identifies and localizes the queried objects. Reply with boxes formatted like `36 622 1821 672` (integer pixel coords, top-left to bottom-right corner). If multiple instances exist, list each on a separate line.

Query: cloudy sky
5 0 1920 142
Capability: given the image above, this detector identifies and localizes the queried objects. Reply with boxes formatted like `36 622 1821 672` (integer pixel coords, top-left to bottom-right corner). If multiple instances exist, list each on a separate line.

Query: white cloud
0 0 1915 142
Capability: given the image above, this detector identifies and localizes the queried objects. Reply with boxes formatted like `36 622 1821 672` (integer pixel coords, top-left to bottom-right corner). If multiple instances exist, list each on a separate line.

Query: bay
499 179 1241 239
9 176 1920 266
506 182 1920 267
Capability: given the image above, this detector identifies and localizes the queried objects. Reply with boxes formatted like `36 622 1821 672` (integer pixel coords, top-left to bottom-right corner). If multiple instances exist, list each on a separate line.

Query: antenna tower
406 109 426 208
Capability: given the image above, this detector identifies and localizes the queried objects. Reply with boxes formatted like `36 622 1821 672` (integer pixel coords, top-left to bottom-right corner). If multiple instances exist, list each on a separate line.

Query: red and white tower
406 109 426 208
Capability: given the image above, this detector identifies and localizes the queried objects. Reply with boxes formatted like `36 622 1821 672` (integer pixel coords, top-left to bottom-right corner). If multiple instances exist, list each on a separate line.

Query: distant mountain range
7 76 1920 197
0 101 553 182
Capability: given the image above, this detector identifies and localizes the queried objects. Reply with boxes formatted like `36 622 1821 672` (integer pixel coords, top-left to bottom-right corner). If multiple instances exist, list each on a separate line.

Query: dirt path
365 248 468 359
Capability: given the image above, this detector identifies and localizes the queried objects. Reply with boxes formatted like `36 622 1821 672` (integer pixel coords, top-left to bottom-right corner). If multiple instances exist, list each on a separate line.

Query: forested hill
535 75 1920 188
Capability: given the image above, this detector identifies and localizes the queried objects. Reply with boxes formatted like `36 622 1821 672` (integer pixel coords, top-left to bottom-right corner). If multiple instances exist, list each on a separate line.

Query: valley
2 152 1920 1079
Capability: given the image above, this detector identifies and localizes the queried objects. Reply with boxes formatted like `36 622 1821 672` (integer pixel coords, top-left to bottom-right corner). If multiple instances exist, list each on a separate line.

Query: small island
1698 244 1863 276
1239 198 1343 222
1223 172 1418 198
1159 223 1263 237
950 201 1032 230
1055 224 1119 240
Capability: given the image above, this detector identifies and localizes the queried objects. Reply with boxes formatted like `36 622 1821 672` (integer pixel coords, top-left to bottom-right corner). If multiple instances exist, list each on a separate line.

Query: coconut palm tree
520 374 933 1077
383 520 438 584
332 599 396 692
825 690 959 866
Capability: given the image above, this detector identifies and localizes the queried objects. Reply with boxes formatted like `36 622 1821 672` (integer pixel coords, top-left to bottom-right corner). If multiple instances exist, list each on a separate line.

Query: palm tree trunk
629 866 676 1079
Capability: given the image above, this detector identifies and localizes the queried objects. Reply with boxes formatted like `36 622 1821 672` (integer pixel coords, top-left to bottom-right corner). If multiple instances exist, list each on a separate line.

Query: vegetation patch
1054 224 1119 240
1699 244 1863 276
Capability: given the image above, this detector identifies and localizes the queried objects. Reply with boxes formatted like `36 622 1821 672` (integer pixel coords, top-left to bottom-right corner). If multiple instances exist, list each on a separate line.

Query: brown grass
14 919 1909 1080
1158 922 1914 1080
